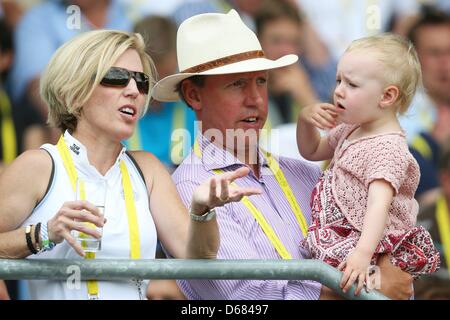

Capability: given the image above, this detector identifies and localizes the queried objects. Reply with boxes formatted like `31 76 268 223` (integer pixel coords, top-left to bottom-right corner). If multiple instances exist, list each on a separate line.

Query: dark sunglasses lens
101 68 149 94
137 81 149 94
101 68 130 86
134 72 150 94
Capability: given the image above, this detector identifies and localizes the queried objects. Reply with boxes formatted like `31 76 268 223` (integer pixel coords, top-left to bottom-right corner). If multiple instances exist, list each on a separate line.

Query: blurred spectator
171 0 265 29
1 0 43 28
254 0 334 163
256 0 337 124
1 16 42 301
410 8 450 116
227 0 265 30
0 18 17 172
256 0 317 128
414 144 450 298
8 0 132 129
1 17 46 171
296 0 420 59
125 15 196 170
403 8 450 204
418 0 450 13
0 0 24 28
171 0 222 26
119 0 184 20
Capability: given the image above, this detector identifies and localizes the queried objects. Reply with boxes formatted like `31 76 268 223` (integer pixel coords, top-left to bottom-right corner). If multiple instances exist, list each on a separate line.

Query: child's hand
338 250 372 296
299 103 338 130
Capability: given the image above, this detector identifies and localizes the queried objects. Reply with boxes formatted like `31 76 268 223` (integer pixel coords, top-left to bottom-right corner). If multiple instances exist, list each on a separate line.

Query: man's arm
174 179 323 300
377 254 413 300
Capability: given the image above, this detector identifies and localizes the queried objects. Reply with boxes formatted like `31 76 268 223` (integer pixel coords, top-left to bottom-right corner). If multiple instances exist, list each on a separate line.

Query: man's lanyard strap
57 136 141 299
193 140 308 259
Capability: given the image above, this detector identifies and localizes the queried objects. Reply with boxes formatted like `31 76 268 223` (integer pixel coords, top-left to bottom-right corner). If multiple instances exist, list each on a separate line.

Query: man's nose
245 82 264 106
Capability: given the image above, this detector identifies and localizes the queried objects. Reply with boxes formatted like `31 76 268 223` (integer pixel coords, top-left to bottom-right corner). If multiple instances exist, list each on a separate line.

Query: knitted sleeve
364 138 409 195
327 124 352 150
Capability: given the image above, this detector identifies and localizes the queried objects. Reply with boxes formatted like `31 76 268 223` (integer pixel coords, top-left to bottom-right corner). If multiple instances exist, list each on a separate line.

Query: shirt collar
195 133 268 172
63 130 127 178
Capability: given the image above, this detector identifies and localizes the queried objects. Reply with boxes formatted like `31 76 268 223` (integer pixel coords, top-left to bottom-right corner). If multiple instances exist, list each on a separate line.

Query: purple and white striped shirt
172 135 323 300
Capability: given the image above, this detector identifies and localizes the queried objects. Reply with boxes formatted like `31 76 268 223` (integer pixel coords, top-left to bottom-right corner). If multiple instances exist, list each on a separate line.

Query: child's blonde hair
345 33 422 114
40 29 157 132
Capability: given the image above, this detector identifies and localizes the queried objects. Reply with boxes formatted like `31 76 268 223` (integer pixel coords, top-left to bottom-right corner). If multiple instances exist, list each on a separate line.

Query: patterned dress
302 170 440 278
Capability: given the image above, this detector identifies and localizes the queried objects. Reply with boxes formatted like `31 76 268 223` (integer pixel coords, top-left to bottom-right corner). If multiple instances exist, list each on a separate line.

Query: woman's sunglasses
100 67 150 94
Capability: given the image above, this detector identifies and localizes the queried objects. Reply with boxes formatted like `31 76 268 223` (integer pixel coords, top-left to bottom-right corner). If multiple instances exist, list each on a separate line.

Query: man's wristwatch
189 208 217 222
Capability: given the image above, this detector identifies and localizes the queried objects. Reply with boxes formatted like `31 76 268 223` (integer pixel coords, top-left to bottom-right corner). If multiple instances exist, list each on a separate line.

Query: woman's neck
71 128 123 176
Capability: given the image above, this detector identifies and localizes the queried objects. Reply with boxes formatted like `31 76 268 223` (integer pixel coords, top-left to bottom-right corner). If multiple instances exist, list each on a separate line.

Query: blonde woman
0 30 260 300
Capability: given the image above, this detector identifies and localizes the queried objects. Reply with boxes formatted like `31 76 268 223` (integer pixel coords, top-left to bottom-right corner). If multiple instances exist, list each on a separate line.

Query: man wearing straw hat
152 9 413 300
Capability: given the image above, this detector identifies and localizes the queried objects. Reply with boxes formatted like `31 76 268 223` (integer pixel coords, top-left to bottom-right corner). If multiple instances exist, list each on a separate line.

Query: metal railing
0 258 388 300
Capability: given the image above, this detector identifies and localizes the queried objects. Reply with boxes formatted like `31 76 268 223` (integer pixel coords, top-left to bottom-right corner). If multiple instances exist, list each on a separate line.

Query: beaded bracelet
25 225 38 254
34 222 42 252
39 221 56 253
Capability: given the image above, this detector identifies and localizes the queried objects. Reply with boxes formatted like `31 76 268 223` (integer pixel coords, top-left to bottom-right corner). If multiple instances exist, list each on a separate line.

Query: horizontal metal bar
0 259 388 300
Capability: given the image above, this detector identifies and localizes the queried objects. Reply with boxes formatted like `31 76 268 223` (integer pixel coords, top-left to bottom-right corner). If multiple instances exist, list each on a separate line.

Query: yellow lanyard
194 140 308 259
170 104 186 165
436 196 450 277
57 136 141 298
0 89 17 164
411 134 432 161
128 103 185 164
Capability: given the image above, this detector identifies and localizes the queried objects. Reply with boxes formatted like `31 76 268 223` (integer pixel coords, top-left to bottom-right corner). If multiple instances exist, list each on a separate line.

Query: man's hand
376 254 413 300
191 167 262 215
318 285 344 300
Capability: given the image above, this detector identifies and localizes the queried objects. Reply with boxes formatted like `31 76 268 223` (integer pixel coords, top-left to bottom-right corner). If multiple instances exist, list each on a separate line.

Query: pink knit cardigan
327 124 420 237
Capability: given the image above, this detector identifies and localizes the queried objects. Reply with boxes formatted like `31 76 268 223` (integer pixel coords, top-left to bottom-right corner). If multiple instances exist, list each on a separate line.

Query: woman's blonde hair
346 33 422 114
40 29 156 132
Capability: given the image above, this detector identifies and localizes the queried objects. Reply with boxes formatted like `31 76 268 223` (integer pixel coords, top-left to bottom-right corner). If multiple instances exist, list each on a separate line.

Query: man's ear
380 85 399 109
181 80 202 111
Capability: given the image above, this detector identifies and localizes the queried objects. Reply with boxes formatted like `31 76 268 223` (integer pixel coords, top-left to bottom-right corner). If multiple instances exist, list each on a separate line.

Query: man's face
187 71 269 151
415 24 450 104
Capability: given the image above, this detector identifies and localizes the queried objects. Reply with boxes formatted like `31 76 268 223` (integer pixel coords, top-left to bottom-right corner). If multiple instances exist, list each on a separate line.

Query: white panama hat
151 9 299 102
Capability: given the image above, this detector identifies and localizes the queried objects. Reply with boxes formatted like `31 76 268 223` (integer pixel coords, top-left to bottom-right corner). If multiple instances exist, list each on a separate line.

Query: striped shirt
172 134 323 300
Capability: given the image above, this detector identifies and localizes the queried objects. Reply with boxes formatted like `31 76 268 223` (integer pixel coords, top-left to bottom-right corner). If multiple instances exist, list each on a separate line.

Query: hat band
182 50 265 74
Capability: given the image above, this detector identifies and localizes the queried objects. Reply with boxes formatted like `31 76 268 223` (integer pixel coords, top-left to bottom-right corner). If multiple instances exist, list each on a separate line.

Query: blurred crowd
0 0 449 300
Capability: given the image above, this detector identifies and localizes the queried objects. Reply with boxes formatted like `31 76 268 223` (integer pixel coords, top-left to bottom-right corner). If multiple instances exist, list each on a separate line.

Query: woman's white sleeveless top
22 132 157 300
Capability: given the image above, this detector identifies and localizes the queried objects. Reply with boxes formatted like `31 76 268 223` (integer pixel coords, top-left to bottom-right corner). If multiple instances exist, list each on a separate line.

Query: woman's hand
338 249 372 296
299 103 338 130
190 167 262 215
47 200 106 257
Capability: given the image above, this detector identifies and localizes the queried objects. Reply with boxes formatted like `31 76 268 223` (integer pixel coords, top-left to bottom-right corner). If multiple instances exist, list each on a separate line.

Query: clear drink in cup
72 178 107 252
